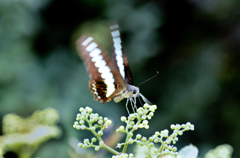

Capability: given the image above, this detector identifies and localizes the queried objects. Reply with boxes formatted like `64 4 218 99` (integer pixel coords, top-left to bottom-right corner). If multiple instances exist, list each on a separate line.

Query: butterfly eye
133 90 137 94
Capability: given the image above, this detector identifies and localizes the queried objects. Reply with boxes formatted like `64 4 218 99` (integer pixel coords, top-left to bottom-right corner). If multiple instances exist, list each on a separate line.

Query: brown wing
76 35 127 103
109 23 134 85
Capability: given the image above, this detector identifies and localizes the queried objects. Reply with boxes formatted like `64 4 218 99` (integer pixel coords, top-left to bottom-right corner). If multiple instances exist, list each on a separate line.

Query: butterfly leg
129 97 136 113
125 98 130 114
133 97 138 112
137 96 143 106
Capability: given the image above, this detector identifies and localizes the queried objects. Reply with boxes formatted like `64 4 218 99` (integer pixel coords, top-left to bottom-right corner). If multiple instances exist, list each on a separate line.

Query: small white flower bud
170 124 175 130
104 117 108 122
79 120 84 125
84 139 89 144
136 134 141 139
79 107 84 112
143 120 148 125
98 120 103 124
106 120 112 125
87 107 93 113
141 115 147 120
141 137 147 142
133 125 138 130
95 146 100 151
91 137 97 142
98 131 103 136
78 143 83 147
121 116 126 122
119 125 125 132
128 138 134 144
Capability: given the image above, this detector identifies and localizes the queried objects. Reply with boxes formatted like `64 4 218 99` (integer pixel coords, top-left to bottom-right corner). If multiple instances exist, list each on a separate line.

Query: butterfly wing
76 35 127 103
109 23 134 85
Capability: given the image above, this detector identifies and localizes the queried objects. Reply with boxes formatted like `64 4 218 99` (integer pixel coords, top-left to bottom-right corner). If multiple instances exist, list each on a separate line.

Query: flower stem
102 144 120 155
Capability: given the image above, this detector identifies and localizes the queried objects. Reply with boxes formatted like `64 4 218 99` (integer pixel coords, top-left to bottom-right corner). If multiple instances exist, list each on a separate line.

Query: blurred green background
1 0 240 157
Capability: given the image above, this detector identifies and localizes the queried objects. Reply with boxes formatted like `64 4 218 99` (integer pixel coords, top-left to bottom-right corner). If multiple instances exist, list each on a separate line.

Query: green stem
159 143 164 153
122 119 131 153
122 116 142 153
91 130 119 155
122 135 130 153
102 144 120 155
148 145 152 158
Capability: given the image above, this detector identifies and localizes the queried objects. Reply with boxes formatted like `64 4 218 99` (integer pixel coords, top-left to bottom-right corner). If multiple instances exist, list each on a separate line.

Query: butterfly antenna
137 71 159 87
139 93 153 105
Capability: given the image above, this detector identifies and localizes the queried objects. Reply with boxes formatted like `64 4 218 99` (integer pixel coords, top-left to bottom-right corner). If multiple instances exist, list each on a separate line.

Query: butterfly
76 23 151 111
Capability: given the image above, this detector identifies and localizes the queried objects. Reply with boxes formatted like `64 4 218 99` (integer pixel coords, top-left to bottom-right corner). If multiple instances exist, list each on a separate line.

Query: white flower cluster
73 106 112 150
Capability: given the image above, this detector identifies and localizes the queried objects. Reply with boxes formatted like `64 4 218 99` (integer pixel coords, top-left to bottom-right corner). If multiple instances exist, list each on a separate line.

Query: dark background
1 0 240 157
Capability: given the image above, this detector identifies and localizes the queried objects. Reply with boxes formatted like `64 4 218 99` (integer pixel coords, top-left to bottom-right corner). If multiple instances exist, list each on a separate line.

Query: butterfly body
113 84 140 103
76 23 150 107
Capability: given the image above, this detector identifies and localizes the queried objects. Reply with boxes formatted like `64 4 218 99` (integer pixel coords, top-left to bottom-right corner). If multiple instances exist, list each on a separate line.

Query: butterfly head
127 84 140 98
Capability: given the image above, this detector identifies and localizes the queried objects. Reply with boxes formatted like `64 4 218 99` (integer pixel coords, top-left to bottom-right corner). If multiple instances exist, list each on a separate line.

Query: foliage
205 144 233 158
0 108 61 158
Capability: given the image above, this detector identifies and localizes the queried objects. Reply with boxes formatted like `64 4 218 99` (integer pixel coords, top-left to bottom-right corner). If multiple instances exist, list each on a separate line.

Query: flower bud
178 131 183 135
175 124 181 130
98 120 103 124
91 137 97 142
129 114 136 120
90 126 96 131
130 121 135 125
143 120 148 125
104 117 108 122
121 116 126 122
98 131 103 136
119 125 125 132
161 129 169 137
87 107 93 113
137 107 143 112
172 147 177 152
149 142 154 147
139 124 143 128
152 105 157 110
149 136 154 142
133 125 138 130
84 139 89 144
106 120 112 125
141 137 147 142
78 143 83 147
170 124 175 130
76 125 81 130
143 104 148 109
95 146 100 151
145 125 149 129
79 120 84 125
82 144 88 149
99 141 104 147
155 131 160 136
128 132 133 137
80 125 86 130
149 112 154 117
141 115 146 120
79 107 84 112
136 134 141 139
128 138 134 144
